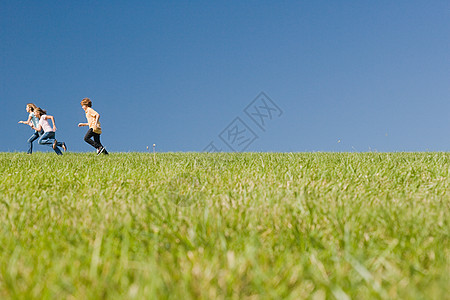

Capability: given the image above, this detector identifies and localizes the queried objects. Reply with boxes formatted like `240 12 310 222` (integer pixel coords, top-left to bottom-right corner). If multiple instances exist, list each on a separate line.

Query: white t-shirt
39 115 54 132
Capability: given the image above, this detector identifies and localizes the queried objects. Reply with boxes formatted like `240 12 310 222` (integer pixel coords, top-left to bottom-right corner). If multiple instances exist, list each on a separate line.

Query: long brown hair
34 107 47 117
27 103 38 112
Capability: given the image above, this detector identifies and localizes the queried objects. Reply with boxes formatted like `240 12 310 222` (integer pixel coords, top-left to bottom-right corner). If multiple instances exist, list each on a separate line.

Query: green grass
0 152 449 299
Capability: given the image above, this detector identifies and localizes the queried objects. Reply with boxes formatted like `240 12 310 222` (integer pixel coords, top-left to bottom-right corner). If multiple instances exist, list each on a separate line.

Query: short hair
81 98 92 107
27 103 37 112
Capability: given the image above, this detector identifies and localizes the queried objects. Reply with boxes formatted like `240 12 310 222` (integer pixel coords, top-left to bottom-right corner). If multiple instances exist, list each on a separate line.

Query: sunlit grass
0 152 449 299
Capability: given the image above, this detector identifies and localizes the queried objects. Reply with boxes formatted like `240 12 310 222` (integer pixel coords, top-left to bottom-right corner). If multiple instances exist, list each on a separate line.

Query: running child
18 103 43 154
78 98 108 155
31 108 67 155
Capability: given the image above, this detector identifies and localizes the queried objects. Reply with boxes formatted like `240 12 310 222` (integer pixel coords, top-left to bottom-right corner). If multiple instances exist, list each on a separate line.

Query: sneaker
97 147 105 155
62 142 67 152
103 148 109 155
52 139 58 150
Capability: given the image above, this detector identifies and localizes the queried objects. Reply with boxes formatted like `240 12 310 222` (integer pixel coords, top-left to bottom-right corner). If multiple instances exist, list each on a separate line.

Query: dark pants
27 130 43 154
84 128 103 149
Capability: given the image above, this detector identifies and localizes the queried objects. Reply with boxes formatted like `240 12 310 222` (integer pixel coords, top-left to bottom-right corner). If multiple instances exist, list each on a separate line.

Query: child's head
26 103 37 113
34 107 47 118
81 98 92 109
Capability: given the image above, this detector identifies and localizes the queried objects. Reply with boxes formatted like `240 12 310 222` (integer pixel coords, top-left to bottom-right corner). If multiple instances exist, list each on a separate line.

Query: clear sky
1 1 449 152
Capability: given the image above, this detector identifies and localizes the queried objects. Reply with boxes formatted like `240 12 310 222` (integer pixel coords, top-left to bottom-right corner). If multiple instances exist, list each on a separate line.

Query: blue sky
1 1 449 152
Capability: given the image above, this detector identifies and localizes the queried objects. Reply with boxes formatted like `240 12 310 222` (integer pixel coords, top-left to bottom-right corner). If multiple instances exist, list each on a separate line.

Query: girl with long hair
18 103 42 154
31 108 67 155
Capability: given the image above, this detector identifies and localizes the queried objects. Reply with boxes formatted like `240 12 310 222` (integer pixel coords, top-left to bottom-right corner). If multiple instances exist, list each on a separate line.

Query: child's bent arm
47 115 57 131
93 114 100 127
31 124 42 131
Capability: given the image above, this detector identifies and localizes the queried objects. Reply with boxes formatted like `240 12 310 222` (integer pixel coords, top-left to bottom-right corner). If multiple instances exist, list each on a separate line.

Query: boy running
78 98 108 155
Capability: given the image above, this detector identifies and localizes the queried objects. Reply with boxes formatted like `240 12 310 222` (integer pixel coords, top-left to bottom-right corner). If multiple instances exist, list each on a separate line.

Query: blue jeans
38 131 63 155
27 130 43 154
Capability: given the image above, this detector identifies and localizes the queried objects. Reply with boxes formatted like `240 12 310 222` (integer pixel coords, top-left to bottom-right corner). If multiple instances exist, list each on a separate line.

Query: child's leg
94 133 108 154
39 132 55 146
39 132 62 155
93 133 103 148
27 131 40 154
53 145 63 155
84 129 102 149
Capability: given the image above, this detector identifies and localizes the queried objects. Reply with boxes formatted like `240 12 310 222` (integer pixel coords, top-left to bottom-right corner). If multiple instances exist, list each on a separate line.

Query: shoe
52 139 57 150
97 147 105 156
62 142 67 152
103 148 109 155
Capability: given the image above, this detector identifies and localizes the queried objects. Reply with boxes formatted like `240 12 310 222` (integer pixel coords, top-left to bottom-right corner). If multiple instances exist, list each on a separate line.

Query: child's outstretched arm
78 122 88 127
18 115 32 125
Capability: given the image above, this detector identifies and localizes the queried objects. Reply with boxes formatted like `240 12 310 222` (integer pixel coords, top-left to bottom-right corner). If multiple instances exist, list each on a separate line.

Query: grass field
0 152 449 299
